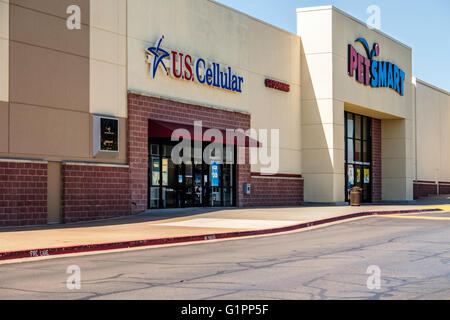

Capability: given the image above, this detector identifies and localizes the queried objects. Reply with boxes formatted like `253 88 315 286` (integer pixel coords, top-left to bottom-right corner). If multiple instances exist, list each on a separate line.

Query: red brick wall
439 182 450 195
62 164 131 223
0 161 47 227
413 181 438 199
371 119 382 202
128 92 251 212
127 92 304 211
237 147 252 207
244 174 304 207
413 181 450 199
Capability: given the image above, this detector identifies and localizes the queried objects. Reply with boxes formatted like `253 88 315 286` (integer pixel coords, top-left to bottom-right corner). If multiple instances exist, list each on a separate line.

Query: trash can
350 187 362 206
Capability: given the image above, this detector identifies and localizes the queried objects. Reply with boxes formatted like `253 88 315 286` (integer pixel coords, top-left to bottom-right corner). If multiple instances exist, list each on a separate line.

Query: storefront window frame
345 111 373 203
148 138 237 209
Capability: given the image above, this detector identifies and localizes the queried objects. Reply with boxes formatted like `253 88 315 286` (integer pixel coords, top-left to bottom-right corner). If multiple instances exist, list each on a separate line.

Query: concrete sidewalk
1 199 449 261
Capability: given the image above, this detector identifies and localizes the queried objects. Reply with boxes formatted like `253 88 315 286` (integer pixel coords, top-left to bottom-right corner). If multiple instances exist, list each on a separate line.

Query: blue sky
215 0 450 92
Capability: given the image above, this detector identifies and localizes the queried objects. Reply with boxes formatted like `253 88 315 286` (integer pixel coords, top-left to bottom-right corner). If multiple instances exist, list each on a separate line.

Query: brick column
128 94 150 214
236 147 251 207
371 119 382 202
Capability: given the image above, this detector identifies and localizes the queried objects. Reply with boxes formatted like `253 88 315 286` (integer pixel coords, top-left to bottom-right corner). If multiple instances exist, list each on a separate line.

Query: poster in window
364 169 370 184
194 173 202 202
211 162 220 187
357 168 361 183
162 159 168 186
348 165 354 185
100 118 119 151
152 158 160 186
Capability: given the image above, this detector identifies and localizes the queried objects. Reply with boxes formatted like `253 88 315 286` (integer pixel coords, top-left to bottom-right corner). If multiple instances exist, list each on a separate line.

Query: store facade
0 1 449 227
297 6 414 204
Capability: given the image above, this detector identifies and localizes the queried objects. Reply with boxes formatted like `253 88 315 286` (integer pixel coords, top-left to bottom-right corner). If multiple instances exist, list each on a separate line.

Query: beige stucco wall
127 0 302 175
298 7 340 202
332 11 413 118
0 1 8 154
4 0 449 201
5 1 91 162
89 0 127 119
3 0 301 171
298 6 414 202
332 7 414 202
414 79 450 183
0 101 7 153
0 0 8 103
0 0 127 164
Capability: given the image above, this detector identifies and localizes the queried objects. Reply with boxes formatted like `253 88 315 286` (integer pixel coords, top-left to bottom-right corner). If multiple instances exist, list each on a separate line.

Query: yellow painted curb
422 205 450 211
380 215 450 221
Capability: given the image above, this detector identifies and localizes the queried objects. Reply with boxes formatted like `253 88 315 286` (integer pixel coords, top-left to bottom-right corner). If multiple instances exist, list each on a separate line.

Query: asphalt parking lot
0 211 449 300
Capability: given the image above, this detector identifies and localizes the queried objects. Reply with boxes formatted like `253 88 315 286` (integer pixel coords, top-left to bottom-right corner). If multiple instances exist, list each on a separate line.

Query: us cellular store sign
348 38 405 96
145 36 244 93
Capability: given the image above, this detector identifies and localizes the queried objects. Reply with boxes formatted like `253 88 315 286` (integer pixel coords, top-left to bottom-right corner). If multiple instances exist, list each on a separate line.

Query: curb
0 208 443 261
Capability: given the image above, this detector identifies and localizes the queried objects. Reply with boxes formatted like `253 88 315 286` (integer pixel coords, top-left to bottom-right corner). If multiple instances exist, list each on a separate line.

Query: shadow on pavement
1 195 449 234
0 207 238 233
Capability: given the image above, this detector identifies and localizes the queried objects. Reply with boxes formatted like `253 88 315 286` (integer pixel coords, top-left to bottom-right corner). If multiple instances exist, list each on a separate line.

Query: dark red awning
148 119 261 147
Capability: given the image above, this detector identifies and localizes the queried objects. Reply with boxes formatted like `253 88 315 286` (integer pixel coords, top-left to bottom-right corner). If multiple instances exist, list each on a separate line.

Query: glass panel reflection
152 157 160 186
194 164 203 205
223 187 233 207
210 187 221 207
347 114 354 138
355 115 361 139
355 140 361 162
223 165 233 187
150 187 159 208
347 139 354 162
185 164 193 206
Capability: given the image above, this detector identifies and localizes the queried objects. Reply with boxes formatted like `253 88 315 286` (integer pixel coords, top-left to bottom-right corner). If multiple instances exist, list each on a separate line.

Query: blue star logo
145 36 170 78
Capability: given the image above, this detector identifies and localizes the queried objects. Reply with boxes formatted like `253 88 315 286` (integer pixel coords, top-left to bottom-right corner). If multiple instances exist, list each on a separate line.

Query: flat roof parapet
296 5 412 51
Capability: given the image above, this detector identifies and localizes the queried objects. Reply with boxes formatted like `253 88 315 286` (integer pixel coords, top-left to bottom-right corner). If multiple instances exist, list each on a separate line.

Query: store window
345 112 372 203
149 140 236 209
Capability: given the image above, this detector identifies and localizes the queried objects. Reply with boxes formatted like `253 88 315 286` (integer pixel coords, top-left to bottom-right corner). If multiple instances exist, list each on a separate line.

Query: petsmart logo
348 38 405 96
145 36 244 93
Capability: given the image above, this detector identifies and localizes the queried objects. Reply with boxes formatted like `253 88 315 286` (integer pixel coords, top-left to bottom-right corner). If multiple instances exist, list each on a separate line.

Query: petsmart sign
348 38 405 96
145 36 244 93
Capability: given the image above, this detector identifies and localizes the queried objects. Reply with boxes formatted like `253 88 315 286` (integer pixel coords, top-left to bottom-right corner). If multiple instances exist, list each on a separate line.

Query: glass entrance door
193 164 203 206
345 112 372 203
148 140 236 209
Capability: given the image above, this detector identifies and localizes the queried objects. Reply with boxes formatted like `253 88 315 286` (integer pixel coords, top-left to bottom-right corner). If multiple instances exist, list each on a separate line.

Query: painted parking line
379 215 450 221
